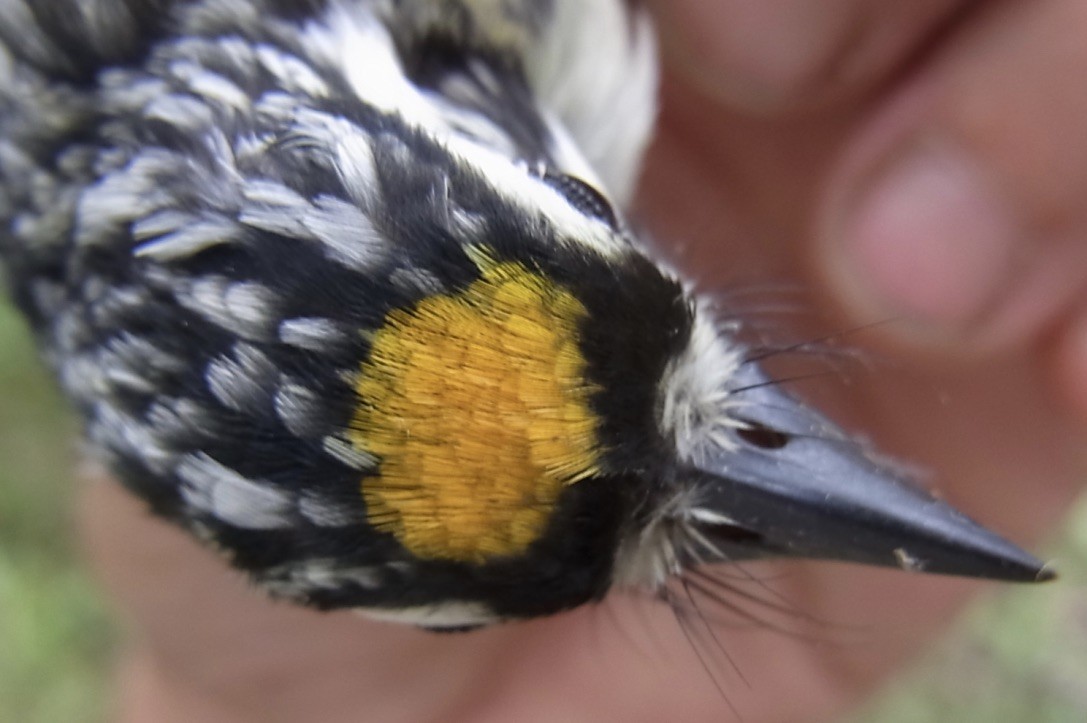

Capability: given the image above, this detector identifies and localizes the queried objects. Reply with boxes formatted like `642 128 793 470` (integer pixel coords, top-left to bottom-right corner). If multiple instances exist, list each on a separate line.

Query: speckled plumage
0 0 680 623
0 0 1051 629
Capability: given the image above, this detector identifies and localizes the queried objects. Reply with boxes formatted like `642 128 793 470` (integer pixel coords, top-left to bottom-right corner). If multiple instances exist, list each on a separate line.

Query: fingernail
835 141 1021 335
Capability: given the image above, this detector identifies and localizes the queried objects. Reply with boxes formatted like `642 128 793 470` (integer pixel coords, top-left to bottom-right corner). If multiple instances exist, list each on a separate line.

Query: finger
79 475 515 723
1048 302 1087 420
818 0 1087 354
645 0 965 112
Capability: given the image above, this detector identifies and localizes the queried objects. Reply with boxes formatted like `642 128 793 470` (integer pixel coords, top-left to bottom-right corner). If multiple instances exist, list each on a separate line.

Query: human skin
80 1 1087 721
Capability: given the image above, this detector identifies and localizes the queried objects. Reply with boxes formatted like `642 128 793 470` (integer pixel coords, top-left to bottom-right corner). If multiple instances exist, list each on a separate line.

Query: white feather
658 308 747 464
529 0 659 205
178 452 293 530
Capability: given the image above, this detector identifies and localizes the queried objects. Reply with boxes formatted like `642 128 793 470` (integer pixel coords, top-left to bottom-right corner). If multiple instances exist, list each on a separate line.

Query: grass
849 497 1087 723
0 299 1085 722
0 303 117 723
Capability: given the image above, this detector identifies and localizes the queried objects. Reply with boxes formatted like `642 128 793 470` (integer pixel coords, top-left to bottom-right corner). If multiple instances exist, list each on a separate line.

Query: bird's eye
736 420 790 450
541 172 620 230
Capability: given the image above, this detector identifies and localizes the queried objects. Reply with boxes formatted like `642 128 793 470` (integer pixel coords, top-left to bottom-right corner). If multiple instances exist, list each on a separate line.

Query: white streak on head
529 0 658 205
538 117 606 192
441 134 627 257
297 3 628 260
658 307 746 465
424 89 518 159
177 452 293 529
302 4 441 127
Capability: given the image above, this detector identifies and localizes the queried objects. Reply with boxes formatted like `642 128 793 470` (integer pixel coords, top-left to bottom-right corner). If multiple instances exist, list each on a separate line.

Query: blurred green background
0 300 1085 722
0 304 116 722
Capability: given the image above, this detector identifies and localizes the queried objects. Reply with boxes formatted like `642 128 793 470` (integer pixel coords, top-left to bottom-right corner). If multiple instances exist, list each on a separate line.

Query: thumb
816 0 1087 357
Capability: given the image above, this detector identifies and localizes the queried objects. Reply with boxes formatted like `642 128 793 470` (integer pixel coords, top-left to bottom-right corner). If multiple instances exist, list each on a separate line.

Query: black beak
688 363 1054 583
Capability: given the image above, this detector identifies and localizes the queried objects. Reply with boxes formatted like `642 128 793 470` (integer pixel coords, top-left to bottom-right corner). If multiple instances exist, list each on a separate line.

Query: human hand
81 2 1087 722
637 0 1087 710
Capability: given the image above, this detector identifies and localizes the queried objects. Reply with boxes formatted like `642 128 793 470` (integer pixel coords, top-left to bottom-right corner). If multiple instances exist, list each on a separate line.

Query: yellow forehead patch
350 256 602 563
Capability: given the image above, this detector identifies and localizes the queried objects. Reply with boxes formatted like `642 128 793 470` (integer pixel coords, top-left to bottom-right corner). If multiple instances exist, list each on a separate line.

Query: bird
0 0 1054 631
